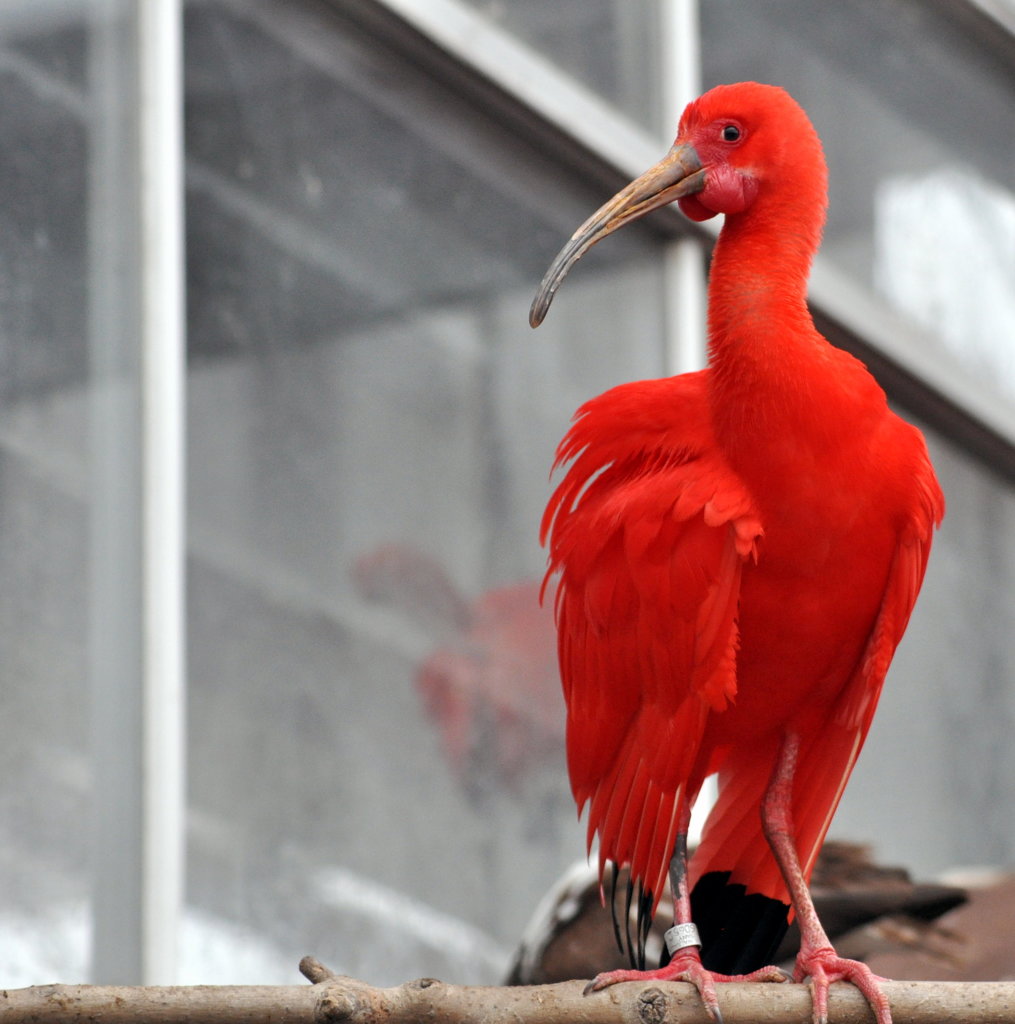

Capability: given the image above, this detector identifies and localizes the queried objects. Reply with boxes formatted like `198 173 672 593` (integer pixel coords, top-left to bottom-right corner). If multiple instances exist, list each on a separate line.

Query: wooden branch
1 958 1013 1024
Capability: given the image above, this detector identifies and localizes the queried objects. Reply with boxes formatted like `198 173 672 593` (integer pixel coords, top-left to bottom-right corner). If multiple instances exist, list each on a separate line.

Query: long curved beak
529 143 705 328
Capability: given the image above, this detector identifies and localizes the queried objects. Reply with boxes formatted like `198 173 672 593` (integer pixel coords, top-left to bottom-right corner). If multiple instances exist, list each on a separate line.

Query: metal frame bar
337 0 1015 480
658 0 707 377
929 0 1015 64
88 0 185 985
138 0 186 985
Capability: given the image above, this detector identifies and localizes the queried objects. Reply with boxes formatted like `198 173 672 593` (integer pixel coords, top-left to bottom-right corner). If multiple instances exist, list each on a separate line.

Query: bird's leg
668 808 695 924
763 731 892 1024
585 800 786 1022
661 816 786 1018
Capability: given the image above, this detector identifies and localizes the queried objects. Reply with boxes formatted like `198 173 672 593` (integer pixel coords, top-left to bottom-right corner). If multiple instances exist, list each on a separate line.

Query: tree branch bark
1 958 1012 1024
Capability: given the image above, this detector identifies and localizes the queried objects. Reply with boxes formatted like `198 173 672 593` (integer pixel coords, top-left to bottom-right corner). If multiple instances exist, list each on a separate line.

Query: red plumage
541 373 758 906
530 82 944 1024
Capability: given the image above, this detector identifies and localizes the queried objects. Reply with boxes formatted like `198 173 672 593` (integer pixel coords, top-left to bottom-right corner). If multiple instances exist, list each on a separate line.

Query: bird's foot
794 945 892 1024
584 948 789 1023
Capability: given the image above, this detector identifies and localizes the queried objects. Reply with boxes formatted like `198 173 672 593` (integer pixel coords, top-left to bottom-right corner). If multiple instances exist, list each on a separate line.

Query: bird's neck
706 197 827 389
704 201 854 462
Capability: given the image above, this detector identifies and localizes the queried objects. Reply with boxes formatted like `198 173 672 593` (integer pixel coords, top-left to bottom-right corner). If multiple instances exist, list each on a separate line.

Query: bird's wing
541 375 762 906
791 443 946 889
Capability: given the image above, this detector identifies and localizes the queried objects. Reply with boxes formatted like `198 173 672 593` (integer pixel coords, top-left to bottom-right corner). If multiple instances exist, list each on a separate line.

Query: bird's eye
721 124 741 142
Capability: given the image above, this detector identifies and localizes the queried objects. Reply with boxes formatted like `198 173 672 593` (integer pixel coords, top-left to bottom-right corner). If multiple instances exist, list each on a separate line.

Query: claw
795 948 892 1024
582 948 786 1022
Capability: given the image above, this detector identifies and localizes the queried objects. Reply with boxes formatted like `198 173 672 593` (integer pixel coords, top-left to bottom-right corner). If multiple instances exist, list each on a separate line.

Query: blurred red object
354 545 563 793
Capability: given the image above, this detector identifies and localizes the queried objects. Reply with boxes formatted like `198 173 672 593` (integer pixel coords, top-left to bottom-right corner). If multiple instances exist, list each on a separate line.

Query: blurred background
0 0 1012 990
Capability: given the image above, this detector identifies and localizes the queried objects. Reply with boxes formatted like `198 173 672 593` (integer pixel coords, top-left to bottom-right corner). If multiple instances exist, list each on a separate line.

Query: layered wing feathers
542 375 762 908
792 441 945 884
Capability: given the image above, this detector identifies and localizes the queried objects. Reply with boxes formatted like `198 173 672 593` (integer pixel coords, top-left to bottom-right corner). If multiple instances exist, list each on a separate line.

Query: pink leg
586 800 786 1022
763 732 893 1024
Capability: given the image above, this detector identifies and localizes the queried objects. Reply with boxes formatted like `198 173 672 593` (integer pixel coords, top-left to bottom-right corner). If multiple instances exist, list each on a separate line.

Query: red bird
530 82 944 1024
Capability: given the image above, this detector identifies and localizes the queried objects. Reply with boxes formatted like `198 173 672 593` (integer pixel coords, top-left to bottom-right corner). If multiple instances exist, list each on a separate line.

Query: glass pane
701 0 1015 401
459 0 664 132
0 0 144 984
183 0 666 985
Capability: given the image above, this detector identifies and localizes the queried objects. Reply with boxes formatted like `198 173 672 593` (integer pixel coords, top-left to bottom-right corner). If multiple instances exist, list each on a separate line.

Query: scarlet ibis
530 82 944 1024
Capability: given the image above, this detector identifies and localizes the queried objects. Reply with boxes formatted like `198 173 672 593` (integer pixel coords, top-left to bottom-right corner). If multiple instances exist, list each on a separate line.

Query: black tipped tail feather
686 870 790 974
607 863 789 975
608 863 657 970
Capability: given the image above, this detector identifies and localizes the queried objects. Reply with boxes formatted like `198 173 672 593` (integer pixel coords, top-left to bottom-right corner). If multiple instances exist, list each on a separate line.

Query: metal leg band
664 922 702 954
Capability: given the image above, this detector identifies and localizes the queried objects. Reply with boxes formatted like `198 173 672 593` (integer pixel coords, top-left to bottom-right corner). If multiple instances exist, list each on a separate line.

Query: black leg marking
624 875 636 966
636 885 653 970
609 863 625 956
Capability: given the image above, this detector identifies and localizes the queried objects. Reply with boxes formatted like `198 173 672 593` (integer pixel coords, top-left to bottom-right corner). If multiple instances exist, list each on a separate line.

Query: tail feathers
684 705 877 973
689 871 790 974
690 735 787 902
691 716 868 909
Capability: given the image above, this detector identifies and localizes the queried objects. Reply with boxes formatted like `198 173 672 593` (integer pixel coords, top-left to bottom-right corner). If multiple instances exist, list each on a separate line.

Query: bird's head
529 82 828 327
673 82 827 223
